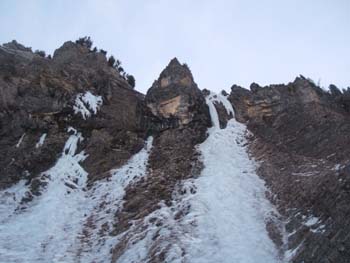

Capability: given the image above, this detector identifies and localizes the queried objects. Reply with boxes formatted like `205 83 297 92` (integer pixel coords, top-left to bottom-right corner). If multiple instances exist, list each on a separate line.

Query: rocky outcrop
146 58 209 126
110 58 210 260
0 39 213 262
2 38 350 263
230 77 350 262
0 40 150 194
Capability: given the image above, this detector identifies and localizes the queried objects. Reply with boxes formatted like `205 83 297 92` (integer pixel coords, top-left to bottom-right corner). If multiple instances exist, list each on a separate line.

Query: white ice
15 133 25 148
78 137 153 263
0 127 87 262
0 122 153 263
73 91 103 119
304 216 319 227
114 92 282 263
35 133 47 148
1 90 283 263
182 93 280 263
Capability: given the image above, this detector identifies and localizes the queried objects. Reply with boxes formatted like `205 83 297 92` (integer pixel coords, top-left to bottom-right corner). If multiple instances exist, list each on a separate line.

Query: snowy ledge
73 91 103 119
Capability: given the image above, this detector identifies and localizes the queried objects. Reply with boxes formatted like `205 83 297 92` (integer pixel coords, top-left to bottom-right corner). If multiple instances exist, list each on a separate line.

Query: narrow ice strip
205 96 220 128
35 133 47 148
285 241 303 261
15 133 25 148
206 91 235 116
73 91 103 119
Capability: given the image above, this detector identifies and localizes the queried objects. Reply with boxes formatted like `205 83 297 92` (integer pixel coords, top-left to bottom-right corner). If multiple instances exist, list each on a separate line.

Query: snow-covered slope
0 128 153 263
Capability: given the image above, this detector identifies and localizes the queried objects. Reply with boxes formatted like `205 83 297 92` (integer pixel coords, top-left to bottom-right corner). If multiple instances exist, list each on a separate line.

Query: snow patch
35 133 47 148
304 216 319 227
310 224 326 234
304 216 326 233
73 91 103 119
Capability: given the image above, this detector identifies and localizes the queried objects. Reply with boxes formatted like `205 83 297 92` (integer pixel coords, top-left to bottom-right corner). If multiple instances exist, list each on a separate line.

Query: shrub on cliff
126 74 136 88
114 59 124 73
75 36 93 49
108 55 116 67
99 49 107 56
34 50 46 58
329 84 342 97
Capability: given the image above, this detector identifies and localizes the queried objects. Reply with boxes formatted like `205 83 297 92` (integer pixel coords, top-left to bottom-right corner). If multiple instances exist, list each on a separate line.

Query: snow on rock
285 241 304 262
113 182 197 263
35 133 47 148
0 89 282 262
77 137 153 263
113 92 282 263
0 131 153 263
0 127 87 262
304 215 326 234
73 91 103 119
304 216 319 227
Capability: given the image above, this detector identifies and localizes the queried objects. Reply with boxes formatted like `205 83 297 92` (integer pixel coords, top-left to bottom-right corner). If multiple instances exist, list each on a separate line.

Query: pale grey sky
1 0 349 93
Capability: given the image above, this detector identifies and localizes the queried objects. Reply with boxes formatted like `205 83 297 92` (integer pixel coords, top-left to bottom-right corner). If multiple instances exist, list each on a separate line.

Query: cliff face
0 40 152 197
1 39 350 263
0 41 213 262
230 78 350 262
111 58 211 261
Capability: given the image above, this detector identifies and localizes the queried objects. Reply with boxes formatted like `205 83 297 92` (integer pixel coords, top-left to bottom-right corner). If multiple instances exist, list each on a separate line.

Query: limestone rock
230 77 350 262
146 58 210 127
0 40 149 189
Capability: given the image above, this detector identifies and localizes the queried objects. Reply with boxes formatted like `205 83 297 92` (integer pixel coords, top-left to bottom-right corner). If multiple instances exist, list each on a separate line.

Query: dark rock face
111 58 210 260
0 43 211 261
230 77 350 262
0 40 149 192
2 39 350 263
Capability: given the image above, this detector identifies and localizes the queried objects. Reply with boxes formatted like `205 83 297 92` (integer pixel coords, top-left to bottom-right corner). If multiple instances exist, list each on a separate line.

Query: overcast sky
1 0 349 93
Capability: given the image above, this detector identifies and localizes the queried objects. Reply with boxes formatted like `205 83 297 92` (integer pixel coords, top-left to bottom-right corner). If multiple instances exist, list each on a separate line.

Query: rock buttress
229 77 350 262
0 40 149 193
111 58 211 261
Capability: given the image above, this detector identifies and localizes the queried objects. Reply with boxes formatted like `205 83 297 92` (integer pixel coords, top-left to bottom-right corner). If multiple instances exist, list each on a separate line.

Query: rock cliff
1 39 350 263
230 78 350 262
